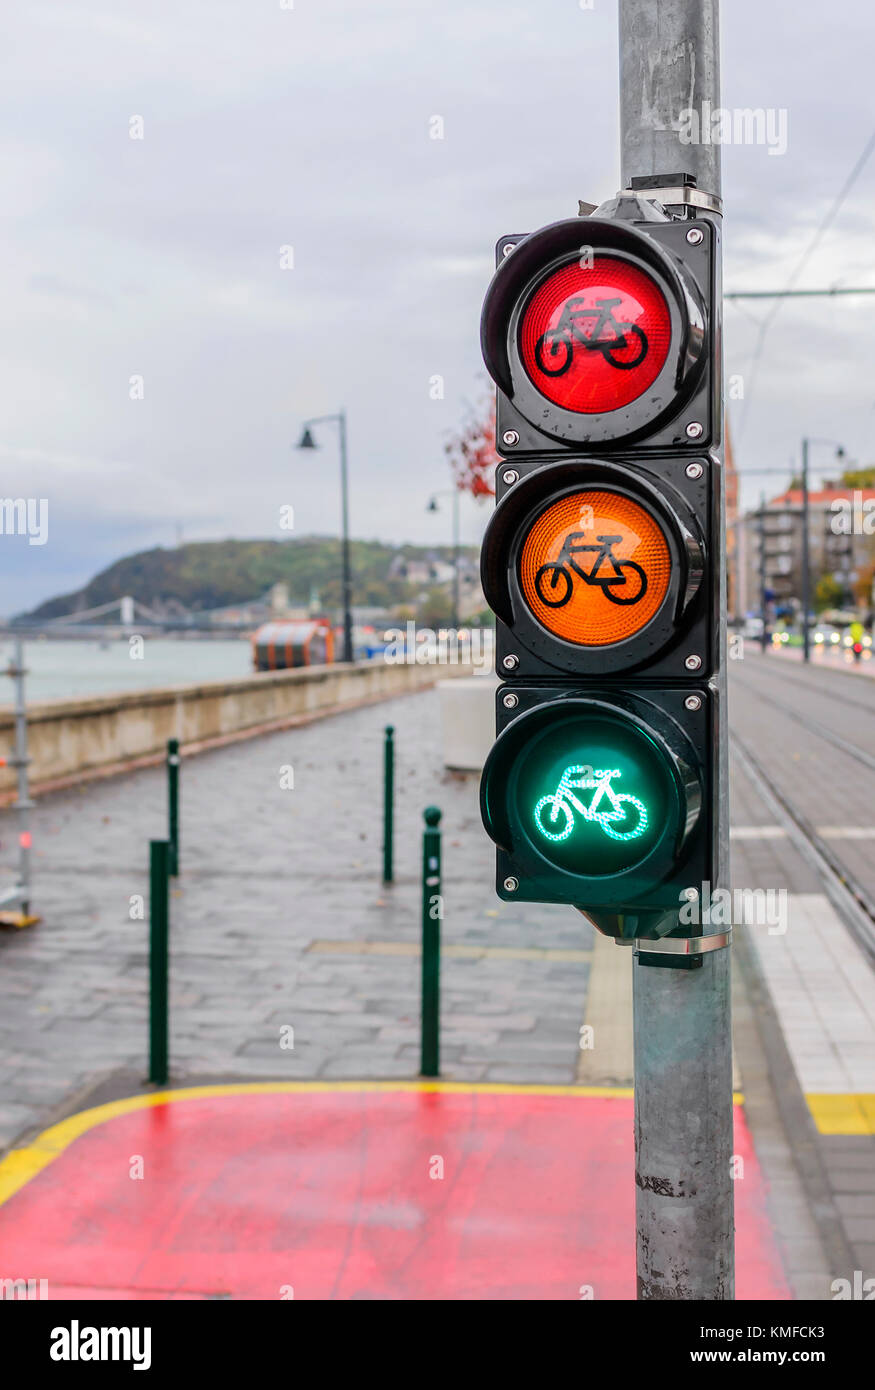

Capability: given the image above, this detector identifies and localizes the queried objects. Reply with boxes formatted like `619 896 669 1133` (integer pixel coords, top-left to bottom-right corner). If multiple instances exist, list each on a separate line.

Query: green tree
840 466 875 489
814 573 842 612
416 586 454 628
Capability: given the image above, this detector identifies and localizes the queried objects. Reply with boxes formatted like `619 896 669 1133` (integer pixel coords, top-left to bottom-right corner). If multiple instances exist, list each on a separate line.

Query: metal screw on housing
502 430 520 447
685 421 704 440
502 469 519 486
686 227 704 245
503 876 519 893
684 694 702 711
684 654 702 671
501 242 516 258
685 462 703 480
502 654 519 671
502 692 519 709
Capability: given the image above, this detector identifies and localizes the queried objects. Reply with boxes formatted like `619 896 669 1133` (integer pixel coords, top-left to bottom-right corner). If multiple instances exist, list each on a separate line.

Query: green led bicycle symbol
534 765 648 843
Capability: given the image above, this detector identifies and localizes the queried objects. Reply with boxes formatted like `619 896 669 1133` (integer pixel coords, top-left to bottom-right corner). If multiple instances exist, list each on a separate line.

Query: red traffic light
519 256 671 413
481 216 710 447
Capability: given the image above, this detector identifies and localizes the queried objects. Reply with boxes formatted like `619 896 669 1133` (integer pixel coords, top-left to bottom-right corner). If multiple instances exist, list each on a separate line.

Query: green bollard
149 839 170 1085
382 725 395 884
167 738 180 877
420 806 442 1078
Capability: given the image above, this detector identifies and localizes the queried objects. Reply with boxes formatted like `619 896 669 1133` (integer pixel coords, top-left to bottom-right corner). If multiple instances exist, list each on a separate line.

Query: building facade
737 485 875 619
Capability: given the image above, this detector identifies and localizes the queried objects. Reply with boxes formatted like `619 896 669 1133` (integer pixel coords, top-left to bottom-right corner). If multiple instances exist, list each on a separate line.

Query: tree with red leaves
444 392 499 499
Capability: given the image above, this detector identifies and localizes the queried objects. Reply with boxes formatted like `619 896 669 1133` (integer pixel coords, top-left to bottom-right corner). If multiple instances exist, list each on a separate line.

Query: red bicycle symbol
534 296 648 376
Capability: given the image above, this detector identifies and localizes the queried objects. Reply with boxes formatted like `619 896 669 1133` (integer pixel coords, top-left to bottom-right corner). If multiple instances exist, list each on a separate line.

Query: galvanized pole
420 806 442 1078
759 492 768 652
452 488 461 631
801 439 811 662
11 639 34 920
339 409 355 665
620 0 734 1300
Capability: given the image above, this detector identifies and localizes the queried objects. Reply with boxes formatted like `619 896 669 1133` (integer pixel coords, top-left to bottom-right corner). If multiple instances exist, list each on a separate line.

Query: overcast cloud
1 0 873 611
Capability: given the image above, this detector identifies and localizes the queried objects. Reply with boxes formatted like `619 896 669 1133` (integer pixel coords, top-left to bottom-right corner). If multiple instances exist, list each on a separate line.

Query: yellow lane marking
306 940 592 962
0 1080 744 1210
806 1093 875 1135
576 930 634 1085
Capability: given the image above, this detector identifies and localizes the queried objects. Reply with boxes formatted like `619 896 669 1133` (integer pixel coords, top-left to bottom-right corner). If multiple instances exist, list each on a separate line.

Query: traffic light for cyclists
478 191 722 941
481 209 713 452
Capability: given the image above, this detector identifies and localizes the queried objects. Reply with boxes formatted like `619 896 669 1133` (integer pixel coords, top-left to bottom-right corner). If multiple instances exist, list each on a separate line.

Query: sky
0 0 873 613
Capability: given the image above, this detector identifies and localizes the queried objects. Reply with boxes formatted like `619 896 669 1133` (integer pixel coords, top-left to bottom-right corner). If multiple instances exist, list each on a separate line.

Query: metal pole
801 440 811 662
759 492 768 652
13 640 32 917
620 0 734 1301
149 839 170 1085
452 489 461 631
420 806 442 1078
382 725 395 884
339 410 354 665
167 738 180 876
619 0 721 195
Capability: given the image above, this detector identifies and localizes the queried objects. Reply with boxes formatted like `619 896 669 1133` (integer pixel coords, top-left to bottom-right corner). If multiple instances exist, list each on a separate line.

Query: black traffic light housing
481 683 716 940
483 214 717 453
478 193 722 944
482 455 715 680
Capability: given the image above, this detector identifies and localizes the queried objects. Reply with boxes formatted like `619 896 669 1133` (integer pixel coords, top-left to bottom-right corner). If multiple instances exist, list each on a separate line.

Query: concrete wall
0 660 473 800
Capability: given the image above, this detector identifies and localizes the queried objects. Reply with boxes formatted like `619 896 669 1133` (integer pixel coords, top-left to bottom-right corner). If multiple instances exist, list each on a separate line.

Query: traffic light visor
519 256 671 413
519 488 672 646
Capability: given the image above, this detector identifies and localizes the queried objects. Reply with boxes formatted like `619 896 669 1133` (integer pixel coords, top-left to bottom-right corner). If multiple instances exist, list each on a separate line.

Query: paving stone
841 1217 875 1243
835 1193 875 1217
825 1169 875 1194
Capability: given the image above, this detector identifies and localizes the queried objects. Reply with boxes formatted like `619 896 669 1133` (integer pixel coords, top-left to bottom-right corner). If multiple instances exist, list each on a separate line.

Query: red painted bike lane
0 1083 789 1300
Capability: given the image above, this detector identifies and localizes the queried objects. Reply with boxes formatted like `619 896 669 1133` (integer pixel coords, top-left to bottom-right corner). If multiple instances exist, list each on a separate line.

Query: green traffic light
510 712 672 878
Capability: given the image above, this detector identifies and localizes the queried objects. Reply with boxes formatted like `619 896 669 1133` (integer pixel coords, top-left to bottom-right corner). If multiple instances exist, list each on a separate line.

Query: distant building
725 423 739 616
738 483 875 617
388 554 456 586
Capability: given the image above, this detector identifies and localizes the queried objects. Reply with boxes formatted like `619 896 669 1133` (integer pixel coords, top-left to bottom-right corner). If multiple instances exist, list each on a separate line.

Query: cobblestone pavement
729 650 875 1288
0 687 593 1149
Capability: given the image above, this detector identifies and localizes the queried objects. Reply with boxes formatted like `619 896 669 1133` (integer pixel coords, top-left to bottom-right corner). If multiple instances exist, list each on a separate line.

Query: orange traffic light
518 489 672 647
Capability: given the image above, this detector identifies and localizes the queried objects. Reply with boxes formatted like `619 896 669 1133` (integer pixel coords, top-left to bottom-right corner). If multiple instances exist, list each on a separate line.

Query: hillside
19 536 478 621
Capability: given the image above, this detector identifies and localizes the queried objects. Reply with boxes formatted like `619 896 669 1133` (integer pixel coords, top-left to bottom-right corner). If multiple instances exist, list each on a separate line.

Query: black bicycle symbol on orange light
534 296 648 376
533 532 648 608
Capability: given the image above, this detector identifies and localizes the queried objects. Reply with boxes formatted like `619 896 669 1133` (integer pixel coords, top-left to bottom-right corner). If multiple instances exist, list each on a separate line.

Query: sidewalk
0 686 591 1150
0 673 869 1298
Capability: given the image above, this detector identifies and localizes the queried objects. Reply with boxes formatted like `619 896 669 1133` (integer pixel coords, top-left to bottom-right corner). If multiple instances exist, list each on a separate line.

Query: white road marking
730 826 787 839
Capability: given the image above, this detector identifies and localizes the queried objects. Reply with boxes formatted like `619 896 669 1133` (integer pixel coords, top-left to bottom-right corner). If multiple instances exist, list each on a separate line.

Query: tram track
730 729 875 968
731 667 875 774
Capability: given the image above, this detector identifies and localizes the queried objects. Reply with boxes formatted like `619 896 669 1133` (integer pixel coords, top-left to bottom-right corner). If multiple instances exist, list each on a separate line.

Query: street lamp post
297 412 354 665
801 438 845 663
426 489 461 629
759 492 768 652
801 438 811 663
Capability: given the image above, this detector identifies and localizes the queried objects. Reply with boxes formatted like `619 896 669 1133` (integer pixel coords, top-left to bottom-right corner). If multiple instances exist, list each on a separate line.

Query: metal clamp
620 185 723 216
633 929 732 957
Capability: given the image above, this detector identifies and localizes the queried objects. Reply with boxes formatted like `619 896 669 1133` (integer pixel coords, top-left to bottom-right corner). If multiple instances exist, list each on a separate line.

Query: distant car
742 616 764 640
813 624 841 647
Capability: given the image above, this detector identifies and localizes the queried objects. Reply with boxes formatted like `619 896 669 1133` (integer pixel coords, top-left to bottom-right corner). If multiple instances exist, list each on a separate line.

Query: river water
0 638 254 705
